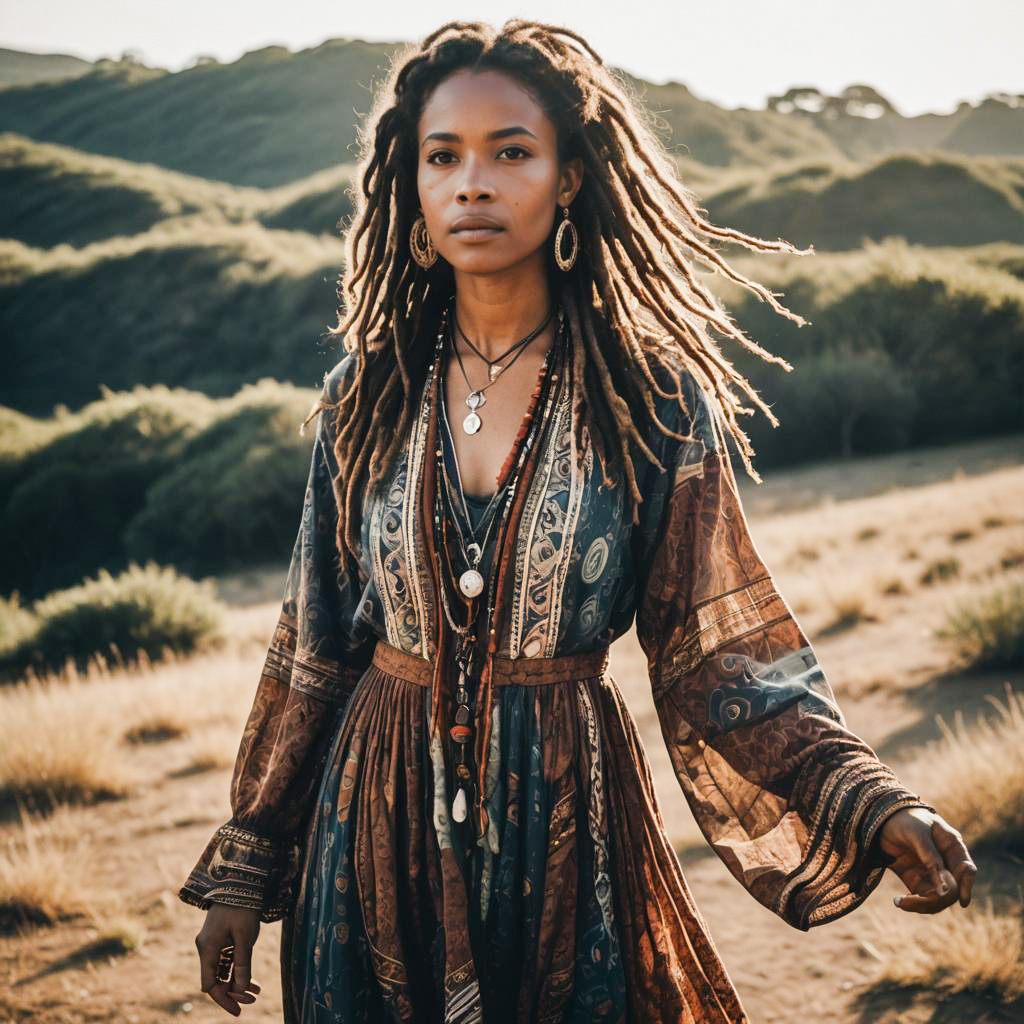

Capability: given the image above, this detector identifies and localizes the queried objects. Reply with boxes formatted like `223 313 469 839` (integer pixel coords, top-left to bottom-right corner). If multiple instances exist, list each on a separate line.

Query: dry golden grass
819 577 880 634
174 724 242 777
861 895 1024 1005
897 682 1024 850
0 444 1020 1020
0 642 263 813
0 674 137 810
0 807 94 932
750 463 1024 642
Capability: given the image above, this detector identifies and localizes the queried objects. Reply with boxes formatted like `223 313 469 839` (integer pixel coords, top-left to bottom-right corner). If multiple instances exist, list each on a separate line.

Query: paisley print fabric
179 281 934 1022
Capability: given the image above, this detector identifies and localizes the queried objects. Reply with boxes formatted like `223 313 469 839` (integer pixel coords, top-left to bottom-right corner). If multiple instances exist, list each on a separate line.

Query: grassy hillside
4 209 1021 446
714 238 1024 464
703 150 1024 251
2 43 1021 190
0 217 347 414
768 84 1024 161
0 133 356 247
0 46 92 90
8 132 1024 259
0 41 404 188
1 381 318 600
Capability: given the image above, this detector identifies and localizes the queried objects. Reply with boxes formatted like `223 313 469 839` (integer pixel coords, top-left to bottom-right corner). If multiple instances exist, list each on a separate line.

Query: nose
455 152 493 203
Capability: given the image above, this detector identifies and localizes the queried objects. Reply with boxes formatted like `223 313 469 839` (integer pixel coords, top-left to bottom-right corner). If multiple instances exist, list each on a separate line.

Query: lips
451 216 504 233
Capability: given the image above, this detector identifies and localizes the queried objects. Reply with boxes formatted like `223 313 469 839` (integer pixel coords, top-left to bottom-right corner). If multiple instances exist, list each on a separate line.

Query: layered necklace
429 296 566 825
451 303 556 436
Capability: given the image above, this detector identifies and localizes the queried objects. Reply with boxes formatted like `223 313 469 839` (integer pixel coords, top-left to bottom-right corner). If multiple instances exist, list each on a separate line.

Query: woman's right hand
194 903 263 1016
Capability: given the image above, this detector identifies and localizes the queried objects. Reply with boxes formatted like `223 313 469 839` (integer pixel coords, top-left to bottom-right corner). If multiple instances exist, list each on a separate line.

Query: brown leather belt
370 637 610 687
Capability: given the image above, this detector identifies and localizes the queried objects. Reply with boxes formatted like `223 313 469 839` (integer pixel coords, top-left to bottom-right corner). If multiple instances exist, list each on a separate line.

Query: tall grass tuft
861 895 1024 1007
0 562 225 681
0 808 93 934
939 580 1024 671
901 682 1024 851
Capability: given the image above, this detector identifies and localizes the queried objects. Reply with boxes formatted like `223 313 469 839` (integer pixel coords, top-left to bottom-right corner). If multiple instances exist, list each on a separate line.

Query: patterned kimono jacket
179 286 933 1024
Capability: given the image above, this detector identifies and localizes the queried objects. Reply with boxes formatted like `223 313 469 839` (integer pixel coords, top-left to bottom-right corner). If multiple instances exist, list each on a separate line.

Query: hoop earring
410 213 437 268
554 205 578 271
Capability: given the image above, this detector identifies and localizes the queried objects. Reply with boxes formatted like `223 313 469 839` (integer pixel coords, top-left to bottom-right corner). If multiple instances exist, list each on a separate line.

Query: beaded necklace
427 296 568 828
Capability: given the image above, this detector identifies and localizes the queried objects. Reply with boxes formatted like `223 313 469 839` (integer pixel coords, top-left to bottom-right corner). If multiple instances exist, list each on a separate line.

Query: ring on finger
216 943 235 984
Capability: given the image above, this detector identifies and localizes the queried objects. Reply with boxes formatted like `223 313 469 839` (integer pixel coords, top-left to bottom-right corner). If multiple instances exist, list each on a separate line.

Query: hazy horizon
2 0 1022 118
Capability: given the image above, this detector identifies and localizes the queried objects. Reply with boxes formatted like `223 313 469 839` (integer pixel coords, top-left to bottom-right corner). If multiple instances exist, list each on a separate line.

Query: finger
894 885 959 914
207 980 242 1016
894 864 960 913
197 937 219 995
230 935 253 998
959 859 977 907
907 827 957 899
931 820 977 908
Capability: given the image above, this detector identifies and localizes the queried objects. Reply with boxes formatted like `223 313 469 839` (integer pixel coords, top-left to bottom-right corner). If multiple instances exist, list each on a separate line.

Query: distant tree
801 342 917 458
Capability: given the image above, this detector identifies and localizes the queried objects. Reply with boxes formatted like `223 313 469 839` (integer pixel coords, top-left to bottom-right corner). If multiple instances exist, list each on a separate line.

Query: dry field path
2 433 1022 1023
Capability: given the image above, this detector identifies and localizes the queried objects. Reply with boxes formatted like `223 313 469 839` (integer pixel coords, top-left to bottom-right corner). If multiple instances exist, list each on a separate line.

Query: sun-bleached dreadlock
312 18 814 563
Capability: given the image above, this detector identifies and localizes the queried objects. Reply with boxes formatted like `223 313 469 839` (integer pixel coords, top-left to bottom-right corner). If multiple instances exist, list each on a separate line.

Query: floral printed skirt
279 639 749 1024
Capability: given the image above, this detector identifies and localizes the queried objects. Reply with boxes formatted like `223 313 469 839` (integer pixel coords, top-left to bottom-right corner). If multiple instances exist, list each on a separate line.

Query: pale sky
2 0 1022 117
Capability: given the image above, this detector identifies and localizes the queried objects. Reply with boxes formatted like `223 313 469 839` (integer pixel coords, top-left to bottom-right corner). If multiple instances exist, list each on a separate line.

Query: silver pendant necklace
443 307 556 597
452 304 555 435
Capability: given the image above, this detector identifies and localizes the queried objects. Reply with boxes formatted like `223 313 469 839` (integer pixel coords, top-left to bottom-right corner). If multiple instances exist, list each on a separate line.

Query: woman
180 19 977 1023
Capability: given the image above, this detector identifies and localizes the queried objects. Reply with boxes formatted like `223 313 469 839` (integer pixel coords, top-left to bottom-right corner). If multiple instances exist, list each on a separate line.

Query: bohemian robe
179 285 934 1023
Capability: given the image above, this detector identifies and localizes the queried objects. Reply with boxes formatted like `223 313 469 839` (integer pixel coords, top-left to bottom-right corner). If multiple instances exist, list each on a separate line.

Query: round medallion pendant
459 568 484 598
463 411 481 434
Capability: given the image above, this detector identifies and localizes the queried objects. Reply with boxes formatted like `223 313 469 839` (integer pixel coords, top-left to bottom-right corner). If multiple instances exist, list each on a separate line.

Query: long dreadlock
309 18 814 564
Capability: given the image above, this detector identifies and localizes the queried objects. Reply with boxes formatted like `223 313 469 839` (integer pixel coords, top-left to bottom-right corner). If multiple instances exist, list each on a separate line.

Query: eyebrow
421 125 539 148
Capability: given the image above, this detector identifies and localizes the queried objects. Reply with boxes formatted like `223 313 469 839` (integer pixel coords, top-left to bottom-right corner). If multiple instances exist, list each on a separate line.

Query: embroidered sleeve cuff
783 759 935 931
177 823 301 923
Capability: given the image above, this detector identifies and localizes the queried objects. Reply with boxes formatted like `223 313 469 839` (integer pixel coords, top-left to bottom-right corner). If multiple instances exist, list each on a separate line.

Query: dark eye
426 150 456 166
498 145 530 160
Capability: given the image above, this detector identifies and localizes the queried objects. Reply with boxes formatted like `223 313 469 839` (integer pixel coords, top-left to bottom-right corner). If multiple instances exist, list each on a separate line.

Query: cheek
511 172 559 234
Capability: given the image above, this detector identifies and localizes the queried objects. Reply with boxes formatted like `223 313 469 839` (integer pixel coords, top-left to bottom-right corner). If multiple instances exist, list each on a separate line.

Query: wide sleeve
631 370 935 931
178 358 376 922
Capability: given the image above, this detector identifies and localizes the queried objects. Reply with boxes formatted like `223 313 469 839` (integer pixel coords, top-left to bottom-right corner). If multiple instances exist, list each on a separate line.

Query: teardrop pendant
452 785 468 822
487 363 502 382
463 411 481 434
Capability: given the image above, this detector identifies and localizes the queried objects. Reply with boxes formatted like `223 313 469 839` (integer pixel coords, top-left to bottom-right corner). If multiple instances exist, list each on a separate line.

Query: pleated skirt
279 639 750 1024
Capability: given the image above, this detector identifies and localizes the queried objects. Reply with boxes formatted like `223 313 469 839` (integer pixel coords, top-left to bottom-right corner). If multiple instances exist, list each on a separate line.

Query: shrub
123 385 313 573
0 562 225 681
0 386 219 599
0 381 315 597
939 581 1024 671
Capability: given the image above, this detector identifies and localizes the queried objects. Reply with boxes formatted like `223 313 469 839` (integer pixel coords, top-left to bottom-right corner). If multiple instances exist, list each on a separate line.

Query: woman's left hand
876 807 977 913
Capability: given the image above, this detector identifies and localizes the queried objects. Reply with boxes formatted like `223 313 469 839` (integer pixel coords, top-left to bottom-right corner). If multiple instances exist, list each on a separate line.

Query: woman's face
415 68 582 275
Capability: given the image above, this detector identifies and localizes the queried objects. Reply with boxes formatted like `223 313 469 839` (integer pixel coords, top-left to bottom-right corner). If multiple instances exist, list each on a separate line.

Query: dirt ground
2 432 1022 1023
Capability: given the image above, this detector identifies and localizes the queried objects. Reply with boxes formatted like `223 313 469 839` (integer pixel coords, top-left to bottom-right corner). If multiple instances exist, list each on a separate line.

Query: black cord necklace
452 304 555 434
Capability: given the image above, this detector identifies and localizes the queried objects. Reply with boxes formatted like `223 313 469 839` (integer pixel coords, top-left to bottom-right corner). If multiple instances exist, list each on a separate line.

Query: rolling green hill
702 150 1024 250
6 131 1024 258
0 218 347 414
0 132 356 247
0 46 93 89
1 39 1021 484
3 41 1021 189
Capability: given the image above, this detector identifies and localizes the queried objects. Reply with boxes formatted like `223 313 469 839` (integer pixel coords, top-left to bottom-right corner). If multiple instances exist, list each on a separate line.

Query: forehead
418 69 553 140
